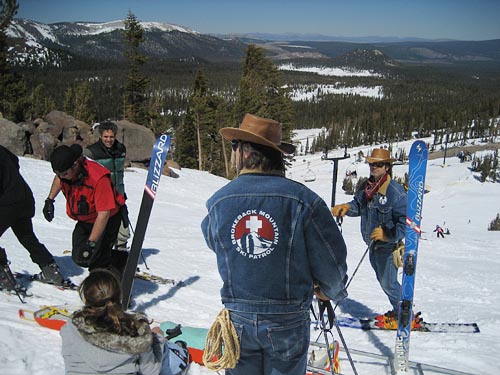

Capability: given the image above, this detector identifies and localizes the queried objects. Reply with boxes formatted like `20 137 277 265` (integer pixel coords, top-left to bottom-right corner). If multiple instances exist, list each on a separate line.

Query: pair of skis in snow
393 139 428 373
330 314 479 334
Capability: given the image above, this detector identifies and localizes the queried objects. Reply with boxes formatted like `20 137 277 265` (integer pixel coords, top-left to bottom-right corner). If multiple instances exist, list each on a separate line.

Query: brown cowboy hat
219 113 295 155
366 148 397 164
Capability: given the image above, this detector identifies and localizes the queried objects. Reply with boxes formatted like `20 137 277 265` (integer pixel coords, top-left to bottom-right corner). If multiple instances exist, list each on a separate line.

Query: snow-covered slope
1 136 499 374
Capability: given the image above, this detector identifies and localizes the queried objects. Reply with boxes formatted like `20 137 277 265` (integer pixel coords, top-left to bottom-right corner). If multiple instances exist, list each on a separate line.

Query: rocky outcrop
0 118 26 155
0 111 166 172
113 120 156 162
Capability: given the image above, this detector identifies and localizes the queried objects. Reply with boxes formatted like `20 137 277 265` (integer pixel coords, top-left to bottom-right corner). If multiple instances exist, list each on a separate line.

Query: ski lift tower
323 145 350 207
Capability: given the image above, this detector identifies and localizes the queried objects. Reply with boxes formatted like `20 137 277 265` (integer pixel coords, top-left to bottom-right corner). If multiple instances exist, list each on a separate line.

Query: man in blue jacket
201 113 348 375
332 148 407 327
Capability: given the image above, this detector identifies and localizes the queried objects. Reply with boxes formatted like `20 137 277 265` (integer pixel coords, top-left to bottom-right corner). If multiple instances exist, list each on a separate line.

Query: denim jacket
346 176 407 251
201 172 347 314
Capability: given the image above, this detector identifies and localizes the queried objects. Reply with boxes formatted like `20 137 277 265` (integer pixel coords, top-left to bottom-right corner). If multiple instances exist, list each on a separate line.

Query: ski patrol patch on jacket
231 209 279 259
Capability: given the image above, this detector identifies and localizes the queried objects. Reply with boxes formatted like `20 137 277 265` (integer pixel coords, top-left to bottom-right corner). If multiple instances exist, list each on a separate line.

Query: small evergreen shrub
342 177 354 194
488 214 500 231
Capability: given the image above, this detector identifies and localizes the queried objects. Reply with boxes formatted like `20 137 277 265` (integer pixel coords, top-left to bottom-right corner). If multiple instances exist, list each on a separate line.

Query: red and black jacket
60 158 125 223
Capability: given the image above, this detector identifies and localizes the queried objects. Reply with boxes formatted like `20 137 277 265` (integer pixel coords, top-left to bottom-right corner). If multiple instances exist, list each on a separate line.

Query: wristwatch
87 240 96 248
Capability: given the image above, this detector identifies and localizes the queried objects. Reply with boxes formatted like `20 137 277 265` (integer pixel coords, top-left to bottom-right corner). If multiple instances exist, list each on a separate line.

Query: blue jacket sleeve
306 198 348 302
345 189 364 217
201 214 214 252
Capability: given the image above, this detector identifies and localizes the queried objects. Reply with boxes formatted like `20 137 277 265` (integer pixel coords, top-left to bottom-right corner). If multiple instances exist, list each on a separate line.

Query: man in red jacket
44 144 126 275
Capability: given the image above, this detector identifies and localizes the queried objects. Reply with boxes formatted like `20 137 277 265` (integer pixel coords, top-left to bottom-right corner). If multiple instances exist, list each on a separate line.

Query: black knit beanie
50 144 83 173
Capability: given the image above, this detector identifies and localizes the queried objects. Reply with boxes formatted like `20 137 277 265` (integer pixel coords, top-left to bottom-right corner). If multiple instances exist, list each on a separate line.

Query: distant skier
434 225 445 238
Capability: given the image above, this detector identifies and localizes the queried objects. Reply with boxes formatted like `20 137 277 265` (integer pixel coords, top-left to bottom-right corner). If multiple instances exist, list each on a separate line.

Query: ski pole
314 300 359 375
332 240 372 313
317 299 336 375
332 311 359 375
335 215 343 233
127 218 150 270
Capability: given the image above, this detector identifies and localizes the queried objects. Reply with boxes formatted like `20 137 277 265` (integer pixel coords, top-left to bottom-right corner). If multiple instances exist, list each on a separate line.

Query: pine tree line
175 45 295 178
471 150 499 183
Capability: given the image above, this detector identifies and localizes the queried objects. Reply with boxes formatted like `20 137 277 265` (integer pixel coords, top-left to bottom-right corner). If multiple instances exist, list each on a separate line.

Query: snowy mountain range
7 18 500 68
6 18 246 66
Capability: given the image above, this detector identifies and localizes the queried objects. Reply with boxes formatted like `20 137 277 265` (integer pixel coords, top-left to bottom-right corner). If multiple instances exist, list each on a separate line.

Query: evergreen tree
28 84 56 120
74 81 95 124
236 44 295 142
490 150 499 183
0 0 27 121
123 11 149 125
177 70 220 172
63 86 75 114
488 214 500 231
147 94 172 137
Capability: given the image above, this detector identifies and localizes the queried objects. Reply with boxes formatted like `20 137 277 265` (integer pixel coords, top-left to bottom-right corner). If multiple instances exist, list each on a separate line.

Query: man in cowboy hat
201 113 347 374
44 144 126 276
332 148 409 327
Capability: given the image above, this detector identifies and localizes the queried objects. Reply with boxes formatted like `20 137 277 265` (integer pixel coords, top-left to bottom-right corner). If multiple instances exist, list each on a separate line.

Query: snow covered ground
1 134 499 375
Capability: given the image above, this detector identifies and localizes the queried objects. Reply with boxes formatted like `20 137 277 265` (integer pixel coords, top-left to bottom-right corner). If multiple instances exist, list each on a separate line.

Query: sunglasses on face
369 162 386 168
231 140 239 151
56 162 76 177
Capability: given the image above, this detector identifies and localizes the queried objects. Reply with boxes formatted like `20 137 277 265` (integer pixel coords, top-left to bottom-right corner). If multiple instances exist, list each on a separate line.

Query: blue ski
394 140 428 373
121 134 171 309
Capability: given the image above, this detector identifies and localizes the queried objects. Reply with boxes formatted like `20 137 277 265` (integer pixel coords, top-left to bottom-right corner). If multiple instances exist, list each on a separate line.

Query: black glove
43 198 55 222
73 241 97 267
318 299 335 330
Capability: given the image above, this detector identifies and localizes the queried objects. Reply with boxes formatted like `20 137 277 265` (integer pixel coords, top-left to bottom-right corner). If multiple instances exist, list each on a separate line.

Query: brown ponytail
73 269 143 336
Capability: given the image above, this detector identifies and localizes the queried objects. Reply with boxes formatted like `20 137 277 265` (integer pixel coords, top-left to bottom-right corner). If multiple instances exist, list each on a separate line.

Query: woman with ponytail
60 269 165 375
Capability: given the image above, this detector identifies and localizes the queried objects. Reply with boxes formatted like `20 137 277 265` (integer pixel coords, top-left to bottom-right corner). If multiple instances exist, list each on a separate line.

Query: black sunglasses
55 162 76 177
231 140 239 151
369 162 387 168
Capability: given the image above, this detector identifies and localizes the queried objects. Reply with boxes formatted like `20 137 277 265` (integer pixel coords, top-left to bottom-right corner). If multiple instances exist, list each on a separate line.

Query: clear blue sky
15 0 500 41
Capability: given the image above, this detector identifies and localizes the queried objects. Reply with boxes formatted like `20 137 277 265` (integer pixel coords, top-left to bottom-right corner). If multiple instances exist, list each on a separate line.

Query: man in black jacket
0 145 66 291
84 121 130 251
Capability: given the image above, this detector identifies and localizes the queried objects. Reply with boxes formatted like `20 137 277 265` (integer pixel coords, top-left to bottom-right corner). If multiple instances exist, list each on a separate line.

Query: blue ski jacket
346 176 407 251
201 171 348 314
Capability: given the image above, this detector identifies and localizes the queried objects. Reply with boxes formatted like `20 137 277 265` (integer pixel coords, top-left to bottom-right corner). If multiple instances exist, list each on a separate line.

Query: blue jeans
369 247 401 311
227 310 310 375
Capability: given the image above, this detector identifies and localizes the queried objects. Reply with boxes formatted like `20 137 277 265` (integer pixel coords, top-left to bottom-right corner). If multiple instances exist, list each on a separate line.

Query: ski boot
375 310 423 330
0 261 19 292
375 311 398 329
37 262 66 286
375 310 396 322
